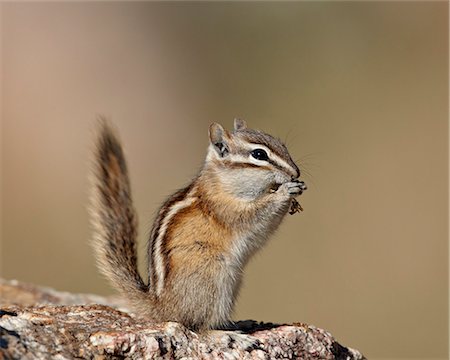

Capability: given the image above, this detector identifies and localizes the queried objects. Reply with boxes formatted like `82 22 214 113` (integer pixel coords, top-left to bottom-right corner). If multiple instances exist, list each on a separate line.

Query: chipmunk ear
233 118 247 131
209 123 229 157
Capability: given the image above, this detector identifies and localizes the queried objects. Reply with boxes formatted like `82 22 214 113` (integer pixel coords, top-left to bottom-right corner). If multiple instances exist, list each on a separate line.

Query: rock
0 278 366 359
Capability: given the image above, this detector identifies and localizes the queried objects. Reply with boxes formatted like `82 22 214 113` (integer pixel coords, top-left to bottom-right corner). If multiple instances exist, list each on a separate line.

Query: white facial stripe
207 139 296 176
154 195 196 296
227 153 257 164
268 152 296 175
238 142 296 176
245 142 272 153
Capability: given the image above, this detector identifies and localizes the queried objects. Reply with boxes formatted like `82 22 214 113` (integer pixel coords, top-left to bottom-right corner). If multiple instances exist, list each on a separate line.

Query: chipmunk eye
250 149 269 161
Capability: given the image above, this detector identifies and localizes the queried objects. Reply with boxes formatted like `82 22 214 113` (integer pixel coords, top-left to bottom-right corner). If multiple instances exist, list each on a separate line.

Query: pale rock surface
0 278 366 359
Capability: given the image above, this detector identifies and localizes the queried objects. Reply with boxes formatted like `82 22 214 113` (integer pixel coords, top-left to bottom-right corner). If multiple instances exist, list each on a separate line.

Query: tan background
1 2 448 359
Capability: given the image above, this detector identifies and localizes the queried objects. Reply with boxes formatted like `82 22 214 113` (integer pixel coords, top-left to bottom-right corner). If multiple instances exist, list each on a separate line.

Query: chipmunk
90 119 306 332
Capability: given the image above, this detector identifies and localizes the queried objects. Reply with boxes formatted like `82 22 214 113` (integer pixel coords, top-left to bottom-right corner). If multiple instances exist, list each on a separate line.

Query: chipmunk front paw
279 180 307 197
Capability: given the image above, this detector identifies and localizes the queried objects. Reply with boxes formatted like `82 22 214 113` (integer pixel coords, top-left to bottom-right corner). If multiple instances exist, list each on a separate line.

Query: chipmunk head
206 119 300 199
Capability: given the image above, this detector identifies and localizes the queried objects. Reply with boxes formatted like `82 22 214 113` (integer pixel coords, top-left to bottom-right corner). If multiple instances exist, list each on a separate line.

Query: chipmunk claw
291 179 307 190
282 180 307 196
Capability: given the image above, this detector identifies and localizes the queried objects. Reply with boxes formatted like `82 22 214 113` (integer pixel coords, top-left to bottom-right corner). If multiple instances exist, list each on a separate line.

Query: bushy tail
90 120 147 297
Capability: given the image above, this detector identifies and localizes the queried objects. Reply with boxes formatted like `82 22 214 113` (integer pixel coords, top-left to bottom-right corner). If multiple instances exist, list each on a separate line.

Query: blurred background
1 2 448 359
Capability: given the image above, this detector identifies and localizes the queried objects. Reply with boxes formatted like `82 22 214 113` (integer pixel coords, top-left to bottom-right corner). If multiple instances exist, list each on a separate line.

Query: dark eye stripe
267 158 287 173
249 148 294 174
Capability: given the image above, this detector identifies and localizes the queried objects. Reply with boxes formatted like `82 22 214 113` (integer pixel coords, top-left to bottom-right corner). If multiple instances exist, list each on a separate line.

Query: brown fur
90 120 302 331
90 121 151 308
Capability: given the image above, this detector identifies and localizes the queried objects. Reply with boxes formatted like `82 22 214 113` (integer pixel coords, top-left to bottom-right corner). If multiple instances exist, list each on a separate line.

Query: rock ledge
0 278 365 359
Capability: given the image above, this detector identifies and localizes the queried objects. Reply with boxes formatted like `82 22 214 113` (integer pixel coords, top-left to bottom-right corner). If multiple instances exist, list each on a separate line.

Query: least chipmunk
90 119 306 331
